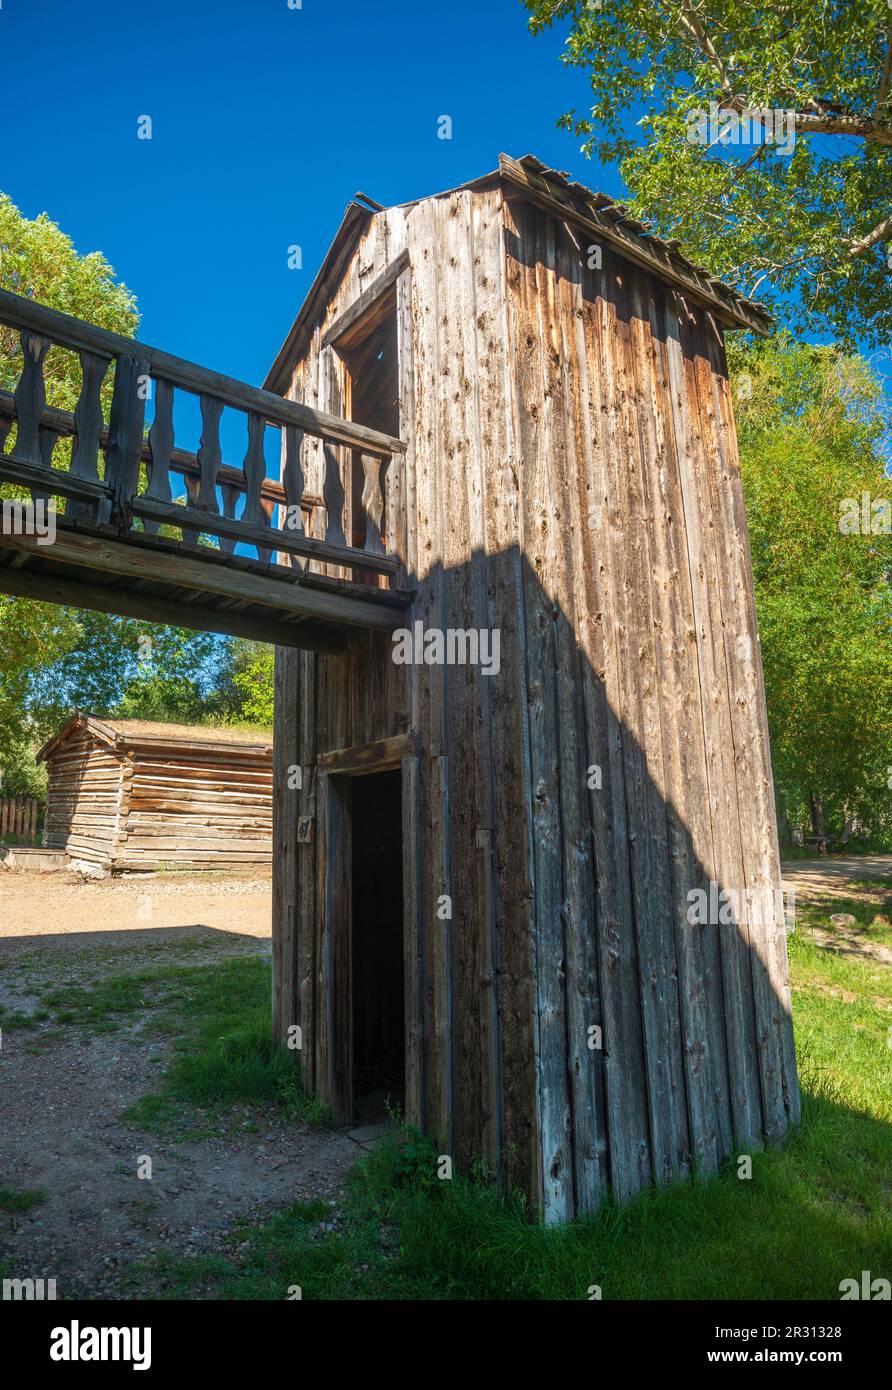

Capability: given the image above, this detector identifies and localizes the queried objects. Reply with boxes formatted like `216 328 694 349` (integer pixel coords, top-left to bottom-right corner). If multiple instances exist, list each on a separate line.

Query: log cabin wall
272 174 800 1223
42 724 126 865
40 717 273 872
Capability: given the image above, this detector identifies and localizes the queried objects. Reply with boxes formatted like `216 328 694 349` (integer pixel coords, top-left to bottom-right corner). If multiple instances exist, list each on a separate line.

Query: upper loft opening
327 277 401 555
339 295 400 441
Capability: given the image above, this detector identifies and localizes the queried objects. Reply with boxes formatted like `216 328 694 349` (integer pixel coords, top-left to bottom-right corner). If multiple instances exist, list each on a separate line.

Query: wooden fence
0 795 42 845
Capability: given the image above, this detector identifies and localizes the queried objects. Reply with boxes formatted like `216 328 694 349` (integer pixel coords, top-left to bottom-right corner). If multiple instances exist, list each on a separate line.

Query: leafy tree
525 1 892 344
731 333 892 844
219 640 275 727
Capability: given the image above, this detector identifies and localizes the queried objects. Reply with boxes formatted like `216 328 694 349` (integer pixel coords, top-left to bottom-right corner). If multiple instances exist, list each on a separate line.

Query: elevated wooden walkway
0 288 410 652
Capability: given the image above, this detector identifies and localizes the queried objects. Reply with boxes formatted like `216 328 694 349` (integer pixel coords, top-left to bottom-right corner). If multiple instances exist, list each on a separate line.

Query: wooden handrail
0 287 405 457
0 391 323 510
0 288 408 591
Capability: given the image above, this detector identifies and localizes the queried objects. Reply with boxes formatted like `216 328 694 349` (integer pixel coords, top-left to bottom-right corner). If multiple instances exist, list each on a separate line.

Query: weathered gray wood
11 331 50 465
606 260 690 1188
68 350 110 521
571 245 653 1206
498 154 770 336
551 219 609 1211
103 354 149 527
219 480 240 558
33 425 65 505
662 291 764 1150
320 348 347 554
144 377 175 537
280 423 306 571
0 560 346 653
318 733 413 774
0 387 325 513
360 452 385 555
241 411 272 565
197 395 224 512
0 524 406 631
511 203 577 1221
629 268 725 1175
0 455 108 504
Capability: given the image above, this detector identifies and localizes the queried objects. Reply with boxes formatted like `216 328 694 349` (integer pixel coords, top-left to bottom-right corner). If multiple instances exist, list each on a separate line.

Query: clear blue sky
2 0 605 388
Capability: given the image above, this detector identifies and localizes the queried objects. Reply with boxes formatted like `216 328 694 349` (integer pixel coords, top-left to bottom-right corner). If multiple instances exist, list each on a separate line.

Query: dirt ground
0 867 275 946
0 867 357 1299
2 855 889 1300
780 853 892 897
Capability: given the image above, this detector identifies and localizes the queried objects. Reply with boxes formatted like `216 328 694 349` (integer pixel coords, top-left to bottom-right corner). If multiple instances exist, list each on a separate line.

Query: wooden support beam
0 525 407 631
0 562 346 653
318 734 415 775
0 453 109 502
130 496 399 576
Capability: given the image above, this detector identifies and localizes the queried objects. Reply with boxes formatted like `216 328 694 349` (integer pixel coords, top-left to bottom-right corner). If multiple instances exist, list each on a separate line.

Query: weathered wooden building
0 152 800 1223
267 155 800 1221
38 715 273 871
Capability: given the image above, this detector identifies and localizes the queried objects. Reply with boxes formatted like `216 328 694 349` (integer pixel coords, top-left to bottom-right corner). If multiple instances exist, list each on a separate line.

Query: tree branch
792 109 892 145
676 2 735 96
849 211 892 258
877 30 892 115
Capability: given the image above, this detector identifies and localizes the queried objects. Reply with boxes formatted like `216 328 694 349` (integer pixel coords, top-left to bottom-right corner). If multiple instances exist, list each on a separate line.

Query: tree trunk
809 792 826 840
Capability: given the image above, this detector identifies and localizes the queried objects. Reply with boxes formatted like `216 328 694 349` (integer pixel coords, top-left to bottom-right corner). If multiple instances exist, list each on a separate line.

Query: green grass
133 883 891 1301
30 882 891 1299
0 1187 46 1212
26 954 328 1129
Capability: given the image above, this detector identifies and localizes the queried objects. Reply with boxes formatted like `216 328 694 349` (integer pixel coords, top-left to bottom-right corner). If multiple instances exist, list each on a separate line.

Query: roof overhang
262 152 771 397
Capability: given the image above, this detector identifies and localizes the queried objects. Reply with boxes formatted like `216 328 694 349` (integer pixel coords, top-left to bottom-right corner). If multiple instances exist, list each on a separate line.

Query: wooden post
102 355 149 528
144 377 174 536
11 331 50 465
69 350 111 522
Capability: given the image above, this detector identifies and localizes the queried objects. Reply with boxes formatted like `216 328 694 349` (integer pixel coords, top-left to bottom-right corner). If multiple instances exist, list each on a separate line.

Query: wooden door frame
316 735 420 1126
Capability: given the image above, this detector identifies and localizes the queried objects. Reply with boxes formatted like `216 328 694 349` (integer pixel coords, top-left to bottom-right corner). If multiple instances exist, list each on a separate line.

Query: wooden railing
0 287 407 589
0 795 42 846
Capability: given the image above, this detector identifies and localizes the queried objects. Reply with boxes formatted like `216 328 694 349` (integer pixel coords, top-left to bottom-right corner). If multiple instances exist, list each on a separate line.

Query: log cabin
37 715 273 871
0 152 800 1222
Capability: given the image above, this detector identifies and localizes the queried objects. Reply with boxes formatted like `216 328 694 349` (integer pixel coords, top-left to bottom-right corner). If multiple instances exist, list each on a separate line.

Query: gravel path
780 854 892 895
0 870 357 1300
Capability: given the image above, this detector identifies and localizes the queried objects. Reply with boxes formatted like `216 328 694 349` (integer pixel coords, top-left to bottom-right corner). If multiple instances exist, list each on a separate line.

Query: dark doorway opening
350 768 405 1124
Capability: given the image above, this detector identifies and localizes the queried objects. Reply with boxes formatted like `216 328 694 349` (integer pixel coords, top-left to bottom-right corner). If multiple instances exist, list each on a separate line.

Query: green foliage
731 334 892 842
0 1188 46 1213
0 190 138 401
390 1127 442 1189
225 641 275 726
525 1 892 343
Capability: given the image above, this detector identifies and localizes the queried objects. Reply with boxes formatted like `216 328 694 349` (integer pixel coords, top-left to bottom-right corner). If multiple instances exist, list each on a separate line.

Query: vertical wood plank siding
274 185 799 1219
